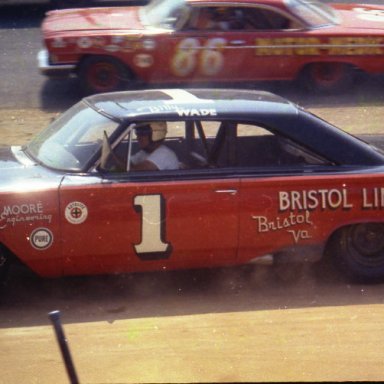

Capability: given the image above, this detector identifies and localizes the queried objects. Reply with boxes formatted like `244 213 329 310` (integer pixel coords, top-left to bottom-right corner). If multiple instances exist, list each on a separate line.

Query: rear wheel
78 56 131 95
299 62 356 94
332 223 384 282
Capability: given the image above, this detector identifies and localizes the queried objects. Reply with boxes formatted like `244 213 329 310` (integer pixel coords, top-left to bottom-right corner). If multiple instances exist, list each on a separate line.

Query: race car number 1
171 38 226 77
133 194 171 260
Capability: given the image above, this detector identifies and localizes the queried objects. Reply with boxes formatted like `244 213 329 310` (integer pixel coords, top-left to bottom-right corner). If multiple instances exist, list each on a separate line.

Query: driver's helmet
135 121 167 142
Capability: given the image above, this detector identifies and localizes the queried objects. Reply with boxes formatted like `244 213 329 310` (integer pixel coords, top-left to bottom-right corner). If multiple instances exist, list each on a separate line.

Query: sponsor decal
111 36 125 44
252 211 313 244
93 36 107 48
52 38 66 48
252 187 384 243
77 37 93 49
30 228 53 250
133 54 153 68
0 202 52 230
105 45 120 53
137 103 218 116
65 201 88 225
142 39 156 50
254 37 384 56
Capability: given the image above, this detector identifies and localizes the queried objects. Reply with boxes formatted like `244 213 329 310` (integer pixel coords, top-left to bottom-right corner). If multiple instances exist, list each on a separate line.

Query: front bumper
37 49 76 78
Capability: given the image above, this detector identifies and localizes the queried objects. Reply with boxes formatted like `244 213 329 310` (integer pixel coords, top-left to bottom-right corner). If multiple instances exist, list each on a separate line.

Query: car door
59 172 239 276
221 6 315 81
233 123 336 263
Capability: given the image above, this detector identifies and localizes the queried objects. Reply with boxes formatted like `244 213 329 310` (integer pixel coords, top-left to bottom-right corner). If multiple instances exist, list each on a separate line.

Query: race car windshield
141 0 189 29
286 0 339 28
25 102 120 172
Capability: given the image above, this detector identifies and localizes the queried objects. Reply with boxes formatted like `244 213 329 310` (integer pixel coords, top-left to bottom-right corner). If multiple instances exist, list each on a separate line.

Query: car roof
84 88 384 166
84 88 298 122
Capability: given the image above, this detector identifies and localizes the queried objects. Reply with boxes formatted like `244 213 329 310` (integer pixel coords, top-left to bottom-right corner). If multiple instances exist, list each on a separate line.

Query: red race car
38 0 384 94
1 88 384 285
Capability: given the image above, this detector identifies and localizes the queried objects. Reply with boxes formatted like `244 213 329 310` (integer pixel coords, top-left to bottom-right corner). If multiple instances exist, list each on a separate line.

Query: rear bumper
37 49 76 78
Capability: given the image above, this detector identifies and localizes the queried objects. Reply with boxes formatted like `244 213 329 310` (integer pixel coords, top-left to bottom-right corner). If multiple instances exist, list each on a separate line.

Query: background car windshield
286 0 339 27
141 0 189 28
26 102 119 172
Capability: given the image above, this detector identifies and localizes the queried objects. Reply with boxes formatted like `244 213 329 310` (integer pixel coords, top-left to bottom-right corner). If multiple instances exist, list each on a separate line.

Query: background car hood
336 4 384 30
42 6 143 33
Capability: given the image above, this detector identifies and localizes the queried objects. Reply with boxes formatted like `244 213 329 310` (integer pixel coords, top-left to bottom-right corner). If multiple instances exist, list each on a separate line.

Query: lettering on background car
255 37 322 56
255 37 384 56
30 228 53 251
0 202 52 230
328 37 384 55
171 38 226 77
133 194 172 261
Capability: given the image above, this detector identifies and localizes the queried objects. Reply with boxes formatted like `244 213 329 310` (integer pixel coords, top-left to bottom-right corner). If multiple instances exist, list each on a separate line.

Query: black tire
78 56 131 95
50 0 87 9
332 223 384 282
299 62 356 94
0 246 10 285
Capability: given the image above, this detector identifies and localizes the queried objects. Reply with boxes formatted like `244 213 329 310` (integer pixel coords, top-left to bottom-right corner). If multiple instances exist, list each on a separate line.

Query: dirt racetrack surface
1 105 384 383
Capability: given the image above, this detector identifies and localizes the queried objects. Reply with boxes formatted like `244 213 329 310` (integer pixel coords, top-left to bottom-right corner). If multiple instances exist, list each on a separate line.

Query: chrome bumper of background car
37 49 76 78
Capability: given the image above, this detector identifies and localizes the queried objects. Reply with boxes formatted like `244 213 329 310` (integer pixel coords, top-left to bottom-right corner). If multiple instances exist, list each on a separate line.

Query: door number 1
133 194 172 261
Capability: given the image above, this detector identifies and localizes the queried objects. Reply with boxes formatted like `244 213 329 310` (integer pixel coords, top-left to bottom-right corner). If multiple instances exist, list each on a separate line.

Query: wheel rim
311 63 344 87
346 223 384 267
86 62 121 92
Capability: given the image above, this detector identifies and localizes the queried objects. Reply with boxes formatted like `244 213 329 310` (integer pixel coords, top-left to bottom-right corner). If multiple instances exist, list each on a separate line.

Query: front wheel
0 246 10 285
332 223 384 282
299 62 356 94
78 56 131 95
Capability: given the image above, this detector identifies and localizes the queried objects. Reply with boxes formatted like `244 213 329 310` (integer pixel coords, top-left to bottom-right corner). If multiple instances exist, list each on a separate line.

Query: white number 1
133 194 171 260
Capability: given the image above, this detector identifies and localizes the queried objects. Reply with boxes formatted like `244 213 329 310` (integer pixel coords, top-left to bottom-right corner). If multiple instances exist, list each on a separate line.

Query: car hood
42 6 143 33
335 4 384 30
0 146 63 192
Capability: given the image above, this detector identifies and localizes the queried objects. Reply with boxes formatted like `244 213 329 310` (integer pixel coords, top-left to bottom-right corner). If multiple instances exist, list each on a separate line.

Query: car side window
243 8 301 30
185 6 301 32
186 7 246 31
235 124 329 167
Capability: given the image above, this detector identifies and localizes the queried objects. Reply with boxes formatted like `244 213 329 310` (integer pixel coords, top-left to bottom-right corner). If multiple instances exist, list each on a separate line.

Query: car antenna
49 310 80 384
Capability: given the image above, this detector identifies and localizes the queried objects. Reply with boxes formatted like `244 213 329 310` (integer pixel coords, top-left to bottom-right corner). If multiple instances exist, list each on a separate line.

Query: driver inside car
130 122 180 171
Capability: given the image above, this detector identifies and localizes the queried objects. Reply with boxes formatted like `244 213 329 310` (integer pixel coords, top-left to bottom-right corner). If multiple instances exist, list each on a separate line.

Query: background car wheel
50 0 87 9
79 56 131 95
299 62 356 94
332 223 384 282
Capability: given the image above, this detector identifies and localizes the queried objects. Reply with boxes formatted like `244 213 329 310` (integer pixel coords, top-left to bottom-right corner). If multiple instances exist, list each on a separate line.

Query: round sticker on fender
30 228 53 250
65 201 88 225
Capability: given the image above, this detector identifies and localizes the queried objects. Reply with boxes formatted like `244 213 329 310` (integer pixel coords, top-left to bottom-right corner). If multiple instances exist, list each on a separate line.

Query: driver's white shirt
131 144 179 170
